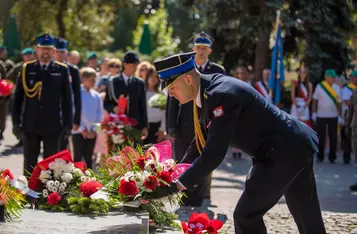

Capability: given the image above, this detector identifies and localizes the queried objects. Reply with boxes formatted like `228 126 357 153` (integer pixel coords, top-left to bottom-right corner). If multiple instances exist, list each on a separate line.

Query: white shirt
313 83 341 118
342 86 353 101
146 91 166 131
122 72 132 86
196 60 208 72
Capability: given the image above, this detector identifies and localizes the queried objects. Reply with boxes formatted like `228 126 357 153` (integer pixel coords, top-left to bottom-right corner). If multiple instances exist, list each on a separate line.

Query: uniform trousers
23 132 61 175
316 117 337 161
233 145 326 234
60 136 69 150
0 98 8 137
72 134 96 169
341 125 352 163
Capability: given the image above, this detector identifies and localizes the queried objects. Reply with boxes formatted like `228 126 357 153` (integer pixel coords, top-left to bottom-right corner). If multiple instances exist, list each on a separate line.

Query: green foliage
142 201 180 229
132 0 178 58
67 197 110 215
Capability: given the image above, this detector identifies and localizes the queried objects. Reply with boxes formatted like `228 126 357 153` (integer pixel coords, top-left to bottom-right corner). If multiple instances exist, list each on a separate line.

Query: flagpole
270 10 281 102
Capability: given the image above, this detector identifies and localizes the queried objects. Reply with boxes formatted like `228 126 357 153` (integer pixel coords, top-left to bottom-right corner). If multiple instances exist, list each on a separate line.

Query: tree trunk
56 0 68 38
253 28 270 81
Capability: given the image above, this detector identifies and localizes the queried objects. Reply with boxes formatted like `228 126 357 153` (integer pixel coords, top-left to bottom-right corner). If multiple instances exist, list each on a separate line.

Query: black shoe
0 132 3 141
349 182 357 191
232 152 237 159
238 152 242 159
316 158 324 163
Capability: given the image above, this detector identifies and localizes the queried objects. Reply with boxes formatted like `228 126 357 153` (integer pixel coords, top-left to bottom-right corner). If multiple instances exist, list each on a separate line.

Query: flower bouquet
0 169 27 221
181 212 224 234
28 150 111 215
93 140 191 228
100 113 141 152
148 92 167 110
0 79 15 97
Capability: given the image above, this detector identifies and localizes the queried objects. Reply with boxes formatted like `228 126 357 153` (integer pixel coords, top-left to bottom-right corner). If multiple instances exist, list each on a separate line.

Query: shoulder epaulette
55 61 68 68
23 60 36 66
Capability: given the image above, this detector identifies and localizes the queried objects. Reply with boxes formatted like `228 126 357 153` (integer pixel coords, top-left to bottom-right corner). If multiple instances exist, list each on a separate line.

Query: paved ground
1 117 357 233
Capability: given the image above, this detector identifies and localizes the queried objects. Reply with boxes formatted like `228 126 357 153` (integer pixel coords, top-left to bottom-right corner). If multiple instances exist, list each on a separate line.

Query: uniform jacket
103 73 148 130
7 62 22 83
179 74 319 191
67 63 82 126
12 60 73 136
167 60 226 136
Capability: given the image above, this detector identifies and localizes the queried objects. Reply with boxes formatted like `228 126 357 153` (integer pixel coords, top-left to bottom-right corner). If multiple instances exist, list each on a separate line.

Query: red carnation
1 169 14 181
79 180 104 197
136 157 146 170
143 175 158 191
206 220 224 233
119 179 138 196
48 192 61 206
158 171 172 187
150 163 157 173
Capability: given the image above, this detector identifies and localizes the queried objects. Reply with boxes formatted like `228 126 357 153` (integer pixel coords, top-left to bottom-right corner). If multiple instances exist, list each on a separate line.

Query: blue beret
153 52 196 90
21 48 34 55
55 37 68 51
36 33 55 48
193 31 213 47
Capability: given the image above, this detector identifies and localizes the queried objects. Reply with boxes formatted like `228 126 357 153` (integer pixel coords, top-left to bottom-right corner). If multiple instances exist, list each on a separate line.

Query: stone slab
1 209 149 234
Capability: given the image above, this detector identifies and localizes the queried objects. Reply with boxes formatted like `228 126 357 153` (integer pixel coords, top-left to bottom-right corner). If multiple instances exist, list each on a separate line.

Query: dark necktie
198 66 203 73
42 64 47 72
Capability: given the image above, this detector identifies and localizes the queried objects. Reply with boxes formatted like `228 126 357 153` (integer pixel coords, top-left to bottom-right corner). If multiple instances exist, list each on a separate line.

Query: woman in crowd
144 67 166 144
290 65 313 127
135 61 152 81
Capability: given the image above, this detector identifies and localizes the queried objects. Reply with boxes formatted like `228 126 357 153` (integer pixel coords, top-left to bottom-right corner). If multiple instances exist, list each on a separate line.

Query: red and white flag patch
213 106 224 118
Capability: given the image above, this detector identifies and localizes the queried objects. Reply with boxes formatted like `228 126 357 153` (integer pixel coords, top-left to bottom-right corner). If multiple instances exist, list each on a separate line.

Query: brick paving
1 117 357 233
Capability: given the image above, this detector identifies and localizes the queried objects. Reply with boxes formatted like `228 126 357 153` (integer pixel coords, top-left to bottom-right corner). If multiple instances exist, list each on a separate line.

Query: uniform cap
324 69 337 78
36 33 55 48
193 31 213 47
55 37 68 51
21 48 34 55
123 51 140 64
153 52 196 90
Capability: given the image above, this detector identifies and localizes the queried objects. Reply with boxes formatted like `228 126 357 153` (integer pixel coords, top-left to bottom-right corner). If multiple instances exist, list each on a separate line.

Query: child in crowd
72 67 103 169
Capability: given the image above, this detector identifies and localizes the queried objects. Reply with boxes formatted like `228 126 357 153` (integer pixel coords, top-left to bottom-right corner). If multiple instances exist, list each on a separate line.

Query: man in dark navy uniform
167 32 226 206
152 52 326 234
55 37 82 150
12 33 73 175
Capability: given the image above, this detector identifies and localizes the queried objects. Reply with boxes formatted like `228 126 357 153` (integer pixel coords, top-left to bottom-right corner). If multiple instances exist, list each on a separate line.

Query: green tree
132 0 178 58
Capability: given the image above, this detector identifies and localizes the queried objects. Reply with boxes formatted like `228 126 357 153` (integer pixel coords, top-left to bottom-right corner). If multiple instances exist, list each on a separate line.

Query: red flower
143 175 158 191
136 157 146 170
157 171 172 187
206 220 224 233
150 163 157 173
48 192 61 206
1 169 14 181
80 180 104 197
119 179 138 196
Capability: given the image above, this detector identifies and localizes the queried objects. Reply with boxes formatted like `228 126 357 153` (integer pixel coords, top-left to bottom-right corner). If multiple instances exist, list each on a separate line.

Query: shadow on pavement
0 144 23 156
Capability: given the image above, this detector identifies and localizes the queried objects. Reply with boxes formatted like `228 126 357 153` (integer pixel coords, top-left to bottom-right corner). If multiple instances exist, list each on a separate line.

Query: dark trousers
233 147 326 234
0 99 8 136
23 132 60 175
60 137 69 151
144 122 161 144
341 125 352 163
316 117 337 161
72 134 96 169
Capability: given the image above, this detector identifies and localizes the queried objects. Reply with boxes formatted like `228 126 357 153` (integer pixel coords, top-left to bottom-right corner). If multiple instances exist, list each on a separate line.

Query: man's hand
81 130 89 139
311 112 317 122
165 134 175 143
72 124 80 131
141 127 148 140
149 182 179 199
155 130 165 142
87 131 97 139
113 106 119 114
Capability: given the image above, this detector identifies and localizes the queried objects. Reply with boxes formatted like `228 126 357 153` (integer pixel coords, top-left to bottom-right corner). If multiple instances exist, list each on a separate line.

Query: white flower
54 180 60 187
59 182 67 192
42 189 49 198
91 177 96 181
63 163 75 173
39 170 52 183
80 176 87 182
46 180 55 189
122 171 135 182
45 170 52 175
60 182 67 188
85 170 91 176
73 168 83 176
61 173 73 183
48 158 68 179
111 134 125 144
52 186 58 193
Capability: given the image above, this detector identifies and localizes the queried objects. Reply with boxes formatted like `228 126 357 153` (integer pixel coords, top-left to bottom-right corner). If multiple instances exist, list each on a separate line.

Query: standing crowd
0 30 357 210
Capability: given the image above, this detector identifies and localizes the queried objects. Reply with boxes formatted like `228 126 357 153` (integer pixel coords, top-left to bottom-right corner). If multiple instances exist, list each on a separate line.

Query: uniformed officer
0 60 8 141
167 32 226 206
0 45 15 73
12 33 73 175
152 52 326 234
55 37 82 150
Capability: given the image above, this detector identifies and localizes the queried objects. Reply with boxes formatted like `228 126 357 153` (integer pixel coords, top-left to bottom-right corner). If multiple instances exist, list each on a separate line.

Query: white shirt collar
196 60 209 71
196 86 202 108
122 72 131 85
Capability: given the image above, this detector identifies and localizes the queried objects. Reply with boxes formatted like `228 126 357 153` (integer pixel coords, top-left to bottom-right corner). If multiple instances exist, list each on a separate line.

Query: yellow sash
320 81 338 107
346 83 356 91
